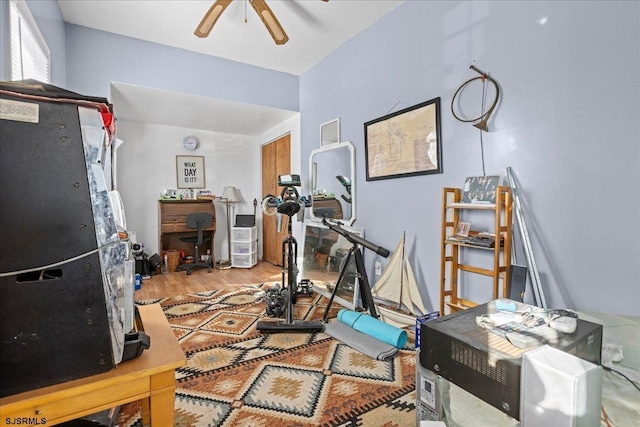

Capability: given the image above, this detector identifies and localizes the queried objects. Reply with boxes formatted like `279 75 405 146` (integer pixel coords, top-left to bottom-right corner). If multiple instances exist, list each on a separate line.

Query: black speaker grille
452 341 507 385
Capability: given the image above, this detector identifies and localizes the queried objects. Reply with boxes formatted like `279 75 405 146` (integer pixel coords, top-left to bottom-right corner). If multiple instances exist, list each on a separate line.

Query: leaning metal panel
79 106 128 364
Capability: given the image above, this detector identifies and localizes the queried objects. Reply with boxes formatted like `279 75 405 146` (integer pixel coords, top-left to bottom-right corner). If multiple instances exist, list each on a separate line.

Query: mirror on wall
309 141 356 225
300 220 364 309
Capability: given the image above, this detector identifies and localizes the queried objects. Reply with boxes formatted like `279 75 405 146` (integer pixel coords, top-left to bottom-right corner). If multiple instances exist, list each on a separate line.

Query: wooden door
261 134 290 266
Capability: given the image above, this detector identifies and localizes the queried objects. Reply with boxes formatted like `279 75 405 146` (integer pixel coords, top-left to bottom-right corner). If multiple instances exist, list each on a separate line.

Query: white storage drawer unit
232 252 257 268
231 226 257 268
232 226 257 242
232 240 257 255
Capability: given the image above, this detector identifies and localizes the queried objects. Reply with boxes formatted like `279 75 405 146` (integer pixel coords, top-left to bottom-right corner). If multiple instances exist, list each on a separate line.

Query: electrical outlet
374 261 382 276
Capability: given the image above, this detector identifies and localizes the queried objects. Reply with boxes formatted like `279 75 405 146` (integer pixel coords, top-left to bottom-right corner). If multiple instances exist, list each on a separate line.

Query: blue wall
10 0 639 315
64 24 299 110
300 0 640 315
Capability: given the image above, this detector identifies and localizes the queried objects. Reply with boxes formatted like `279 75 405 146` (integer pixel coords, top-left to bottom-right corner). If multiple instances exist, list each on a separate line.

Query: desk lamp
218 186 240 269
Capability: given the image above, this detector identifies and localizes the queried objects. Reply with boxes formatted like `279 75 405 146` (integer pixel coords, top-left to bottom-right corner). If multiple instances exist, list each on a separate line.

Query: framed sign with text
176 155 205 188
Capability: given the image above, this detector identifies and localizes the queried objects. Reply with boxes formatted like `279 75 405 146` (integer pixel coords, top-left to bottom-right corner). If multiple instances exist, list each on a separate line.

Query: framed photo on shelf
176 155 205 189
461 175 504 204
364 97 442 181
455 222 471 237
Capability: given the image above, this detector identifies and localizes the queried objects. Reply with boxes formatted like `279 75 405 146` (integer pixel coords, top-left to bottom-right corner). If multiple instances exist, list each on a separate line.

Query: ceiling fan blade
194 0 234 38
249 0 289 45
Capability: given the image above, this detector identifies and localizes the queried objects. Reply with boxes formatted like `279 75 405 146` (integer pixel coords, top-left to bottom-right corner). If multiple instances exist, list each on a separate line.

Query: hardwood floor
134 261 282 300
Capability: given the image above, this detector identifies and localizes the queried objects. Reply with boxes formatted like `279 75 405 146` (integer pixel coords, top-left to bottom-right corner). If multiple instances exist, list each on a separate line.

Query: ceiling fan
194 0 328 45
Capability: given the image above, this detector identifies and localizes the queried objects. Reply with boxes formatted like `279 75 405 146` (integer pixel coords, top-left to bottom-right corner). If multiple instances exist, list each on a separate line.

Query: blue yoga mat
337 309 408 348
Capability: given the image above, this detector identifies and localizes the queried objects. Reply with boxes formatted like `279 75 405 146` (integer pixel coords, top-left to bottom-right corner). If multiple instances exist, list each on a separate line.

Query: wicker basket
165 250 181 273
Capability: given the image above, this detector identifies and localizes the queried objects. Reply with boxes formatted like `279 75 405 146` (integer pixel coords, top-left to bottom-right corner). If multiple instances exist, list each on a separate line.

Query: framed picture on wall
176 155 205 189
364 97 442 181
320 118 340 146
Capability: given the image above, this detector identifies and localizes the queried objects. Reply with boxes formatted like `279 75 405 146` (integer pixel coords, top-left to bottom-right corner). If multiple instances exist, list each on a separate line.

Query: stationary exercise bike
257 175 325 333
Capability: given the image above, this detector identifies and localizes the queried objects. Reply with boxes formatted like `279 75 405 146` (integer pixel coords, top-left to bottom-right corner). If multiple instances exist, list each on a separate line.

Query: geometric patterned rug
117 283 417 426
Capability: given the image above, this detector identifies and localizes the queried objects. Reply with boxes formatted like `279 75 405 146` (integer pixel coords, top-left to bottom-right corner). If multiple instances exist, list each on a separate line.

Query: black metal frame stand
321 242 380 322
320 218 390 323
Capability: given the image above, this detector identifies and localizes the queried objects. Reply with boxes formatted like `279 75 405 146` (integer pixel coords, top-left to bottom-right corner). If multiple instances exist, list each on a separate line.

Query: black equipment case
0 80 133 397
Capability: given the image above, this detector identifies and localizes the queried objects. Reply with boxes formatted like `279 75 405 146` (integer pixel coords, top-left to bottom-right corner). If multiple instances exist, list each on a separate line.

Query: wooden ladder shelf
439 186 513 315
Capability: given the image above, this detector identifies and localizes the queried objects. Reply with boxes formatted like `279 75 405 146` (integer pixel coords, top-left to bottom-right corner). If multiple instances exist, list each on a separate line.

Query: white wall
115 120 260 261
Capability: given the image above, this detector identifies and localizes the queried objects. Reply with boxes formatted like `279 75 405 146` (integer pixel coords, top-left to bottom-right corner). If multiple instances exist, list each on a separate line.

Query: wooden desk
0 304 185 426
159 199 216 262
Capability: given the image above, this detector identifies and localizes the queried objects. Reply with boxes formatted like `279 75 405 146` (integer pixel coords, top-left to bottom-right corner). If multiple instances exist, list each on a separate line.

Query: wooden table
0 304 185 426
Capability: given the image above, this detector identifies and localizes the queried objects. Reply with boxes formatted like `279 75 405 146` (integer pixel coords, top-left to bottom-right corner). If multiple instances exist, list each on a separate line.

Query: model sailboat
370 234 428 328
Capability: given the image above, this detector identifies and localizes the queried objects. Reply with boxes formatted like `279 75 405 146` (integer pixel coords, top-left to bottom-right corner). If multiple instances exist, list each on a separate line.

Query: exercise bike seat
277 199 300 216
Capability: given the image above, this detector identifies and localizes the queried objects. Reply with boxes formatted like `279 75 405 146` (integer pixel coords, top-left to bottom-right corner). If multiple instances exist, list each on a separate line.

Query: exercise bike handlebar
322 219 390 258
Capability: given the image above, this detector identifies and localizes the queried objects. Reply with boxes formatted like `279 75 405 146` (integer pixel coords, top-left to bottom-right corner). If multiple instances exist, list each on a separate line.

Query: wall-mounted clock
183 135 199 151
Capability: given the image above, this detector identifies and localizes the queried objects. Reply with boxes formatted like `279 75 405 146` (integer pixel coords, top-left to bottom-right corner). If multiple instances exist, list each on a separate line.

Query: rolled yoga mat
337 309 408 348
324 321 399 361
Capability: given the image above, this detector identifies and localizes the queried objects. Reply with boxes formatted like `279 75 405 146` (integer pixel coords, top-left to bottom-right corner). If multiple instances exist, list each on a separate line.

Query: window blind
10 0 50 83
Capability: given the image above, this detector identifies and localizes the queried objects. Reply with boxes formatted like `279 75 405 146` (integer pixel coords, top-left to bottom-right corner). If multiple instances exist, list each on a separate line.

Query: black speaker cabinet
0 81 129 397
419 302 602 421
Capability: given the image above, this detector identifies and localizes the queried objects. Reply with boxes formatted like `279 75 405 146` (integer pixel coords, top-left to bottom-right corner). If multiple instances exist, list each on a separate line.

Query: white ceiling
110 82 298 135
58 0 404 135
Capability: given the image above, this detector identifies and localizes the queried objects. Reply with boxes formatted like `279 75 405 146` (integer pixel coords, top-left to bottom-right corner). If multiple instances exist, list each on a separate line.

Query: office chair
177 212 213 275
